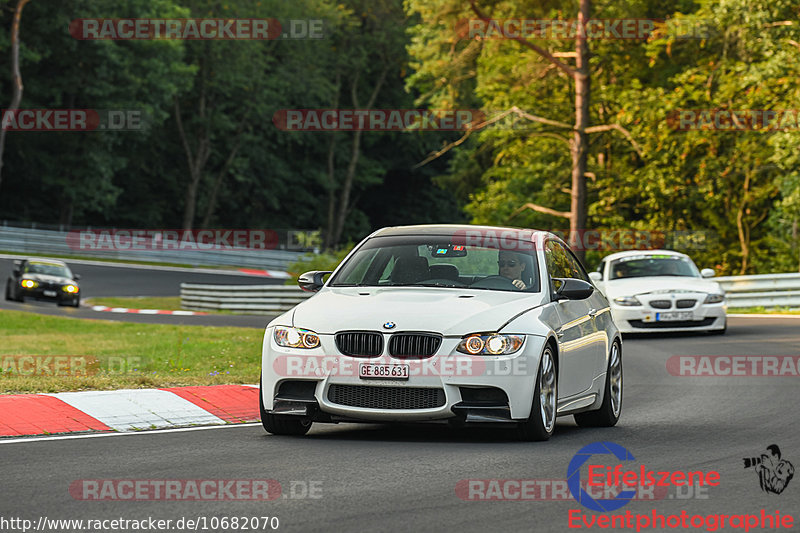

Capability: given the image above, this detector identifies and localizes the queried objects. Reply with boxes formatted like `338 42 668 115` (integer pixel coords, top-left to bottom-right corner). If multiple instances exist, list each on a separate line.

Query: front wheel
517 345 557 441
574 341 622 428
259 380 312 436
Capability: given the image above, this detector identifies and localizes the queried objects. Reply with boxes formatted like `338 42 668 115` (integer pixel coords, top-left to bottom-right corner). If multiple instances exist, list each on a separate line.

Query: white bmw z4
260 225 623 441
589 250 727 334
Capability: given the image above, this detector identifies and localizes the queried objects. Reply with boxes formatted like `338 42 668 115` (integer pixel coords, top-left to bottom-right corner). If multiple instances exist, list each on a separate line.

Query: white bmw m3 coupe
260 225 623 441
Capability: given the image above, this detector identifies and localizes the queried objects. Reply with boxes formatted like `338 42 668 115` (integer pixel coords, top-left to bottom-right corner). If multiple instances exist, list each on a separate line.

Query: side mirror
298 271 332 292
553 278 595 301
700 268 715 278
588 271 602 283
73 274 81 280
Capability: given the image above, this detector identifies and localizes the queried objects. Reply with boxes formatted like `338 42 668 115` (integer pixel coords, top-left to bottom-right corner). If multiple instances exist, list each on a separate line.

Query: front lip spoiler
451 403 513 422
269 398 518 425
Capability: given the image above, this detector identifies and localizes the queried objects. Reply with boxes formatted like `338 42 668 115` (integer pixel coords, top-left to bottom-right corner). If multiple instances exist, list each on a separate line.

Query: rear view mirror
298 271 332 292
588 272 602 283
553 278 594 301
700 268 715 278
74 274 81 280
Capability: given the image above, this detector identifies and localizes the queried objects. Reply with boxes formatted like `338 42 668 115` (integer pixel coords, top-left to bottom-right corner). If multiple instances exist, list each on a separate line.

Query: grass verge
86 296 184 311
0 309 263 394
728 307 800 315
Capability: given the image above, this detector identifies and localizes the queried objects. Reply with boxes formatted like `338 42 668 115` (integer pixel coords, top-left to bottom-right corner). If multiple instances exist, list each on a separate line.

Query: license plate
655 311 693 321
359 363 409 380
43 290 57 297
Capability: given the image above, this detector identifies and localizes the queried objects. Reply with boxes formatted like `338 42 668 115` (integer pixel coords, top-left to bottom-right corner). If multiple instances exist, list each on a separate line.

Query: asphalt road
2 317 799 532
0 257 282 327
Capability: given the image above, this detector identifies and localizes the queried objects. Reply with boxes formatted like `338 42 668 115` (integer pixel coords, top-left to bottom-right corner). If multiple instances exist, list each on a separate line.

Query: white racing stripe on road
46 389 225 431
0 423 261 445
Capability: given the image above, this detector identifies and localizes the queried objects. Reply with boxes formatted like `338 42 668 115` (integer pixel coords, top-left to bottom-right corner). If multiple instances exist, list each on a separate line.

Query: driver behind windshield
498 251 527 290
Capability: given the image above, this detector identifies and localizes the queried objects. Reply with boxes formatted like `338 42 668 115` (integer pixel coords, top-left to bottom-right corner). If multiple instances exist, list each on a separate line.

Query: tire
259 379 312 436
72 297 81 308
517 345 557 441
574 341 622 428
4 281 11 301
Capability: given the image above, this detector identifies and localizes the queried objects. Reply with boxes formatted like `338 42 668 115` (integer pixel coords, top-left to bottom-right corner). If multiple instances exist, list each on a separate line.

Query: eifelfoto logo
743 445 794 495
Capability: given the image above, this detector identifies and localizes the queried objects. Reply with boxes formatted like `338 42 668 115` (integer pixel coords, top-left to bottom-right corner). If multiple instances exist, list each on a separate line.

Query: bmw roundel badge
383 322 396 329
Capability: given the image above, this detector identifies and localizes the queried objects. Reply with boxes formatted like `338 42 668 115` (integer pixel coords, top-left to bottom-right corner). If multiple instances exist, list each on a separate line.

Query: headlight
457 333 525 355
274 326 320 349
613 296 642 306
62 284 79 293
704 293 725 304
21 279 38 289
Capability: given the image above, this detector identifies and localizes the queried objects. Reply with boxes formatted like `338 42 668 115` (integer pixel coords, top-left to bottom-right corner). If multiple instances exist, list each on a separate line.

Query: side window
545 241 589 281
545 241 572 280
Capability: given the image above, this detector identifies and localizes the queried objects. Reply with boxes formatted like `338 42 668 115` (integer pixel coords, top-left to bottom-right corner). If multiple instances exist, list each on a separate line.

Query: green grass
728 306 800 314
0 309 264 394
86 296 184 311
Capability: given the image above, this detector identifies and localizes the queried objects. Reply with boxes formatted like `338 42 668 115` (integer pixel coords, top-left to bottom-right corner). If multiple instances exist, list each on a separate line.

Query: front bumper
19 285 79 304
611 299 726 333
261 328 547 422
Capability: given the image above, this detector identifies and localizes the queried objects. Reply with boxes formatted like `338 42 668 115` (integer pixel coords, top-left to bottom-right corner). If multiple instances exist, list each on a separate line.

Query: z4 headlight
704 293 725 304
274 326 320 349
21 279 38 289
62 284 79 293
613 296 642 306
457 334 525 355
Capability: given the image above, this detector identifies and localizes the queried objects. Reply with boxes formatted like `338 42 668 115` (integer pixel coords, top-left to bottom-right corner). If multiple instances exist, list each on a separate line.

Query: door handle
588 308 599 318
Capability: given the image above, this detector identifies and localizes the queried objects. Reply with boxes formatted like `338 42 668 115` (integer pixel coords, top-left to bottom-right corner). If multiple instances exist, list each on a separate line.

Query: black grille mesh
649 300 671 309
388 333 441 358
335 331 383 357
676 299 696 309
327 385 445 410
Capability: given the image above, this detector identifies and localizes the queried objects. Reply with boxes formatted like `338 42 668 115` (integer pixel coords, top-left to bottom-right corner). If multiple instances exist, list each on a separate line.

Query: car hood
289 287 548 335
603 276 722 298
22 273 75 285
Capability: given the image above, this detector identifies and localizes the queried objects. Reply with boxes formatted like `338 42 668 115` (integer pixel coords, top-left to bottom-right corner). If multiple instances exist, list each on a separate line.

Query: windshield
24 262 73 278
609 255 699 280
330 235 541 293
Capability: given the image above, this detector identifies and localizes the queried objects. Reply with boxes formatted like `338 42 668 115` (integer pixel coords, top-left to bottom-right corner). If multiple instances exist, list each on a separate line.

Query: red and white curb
90 305 208 316
0 384 260 437
238 268 291 279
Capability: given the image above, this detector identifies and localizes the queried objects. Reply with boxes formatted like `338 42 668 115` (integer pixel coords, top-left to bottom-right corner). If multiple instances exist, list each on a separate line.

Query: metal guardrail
180 273 800 315
181 284 312 314
0 225 305 270
715 273 800 308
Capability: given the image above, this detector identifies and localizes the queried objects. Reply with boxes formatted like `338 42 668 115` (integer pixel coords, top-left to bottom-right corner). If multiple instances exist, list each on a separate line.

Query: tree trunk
200 107 250 229
323 72 341 251
0 0 32 195
736 170 752 275
329 66 388 248
569 0 591 264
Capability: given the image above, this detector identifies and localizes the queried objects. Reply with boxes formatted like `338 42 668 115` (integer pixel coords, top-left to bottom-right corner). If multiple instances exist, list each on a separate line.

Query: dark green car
5 258 81 307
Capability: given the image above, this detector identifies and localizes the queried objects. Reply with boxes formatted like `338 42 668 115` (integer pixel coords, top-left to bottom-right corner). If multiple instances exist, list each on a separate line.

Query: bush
285 245 355 285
